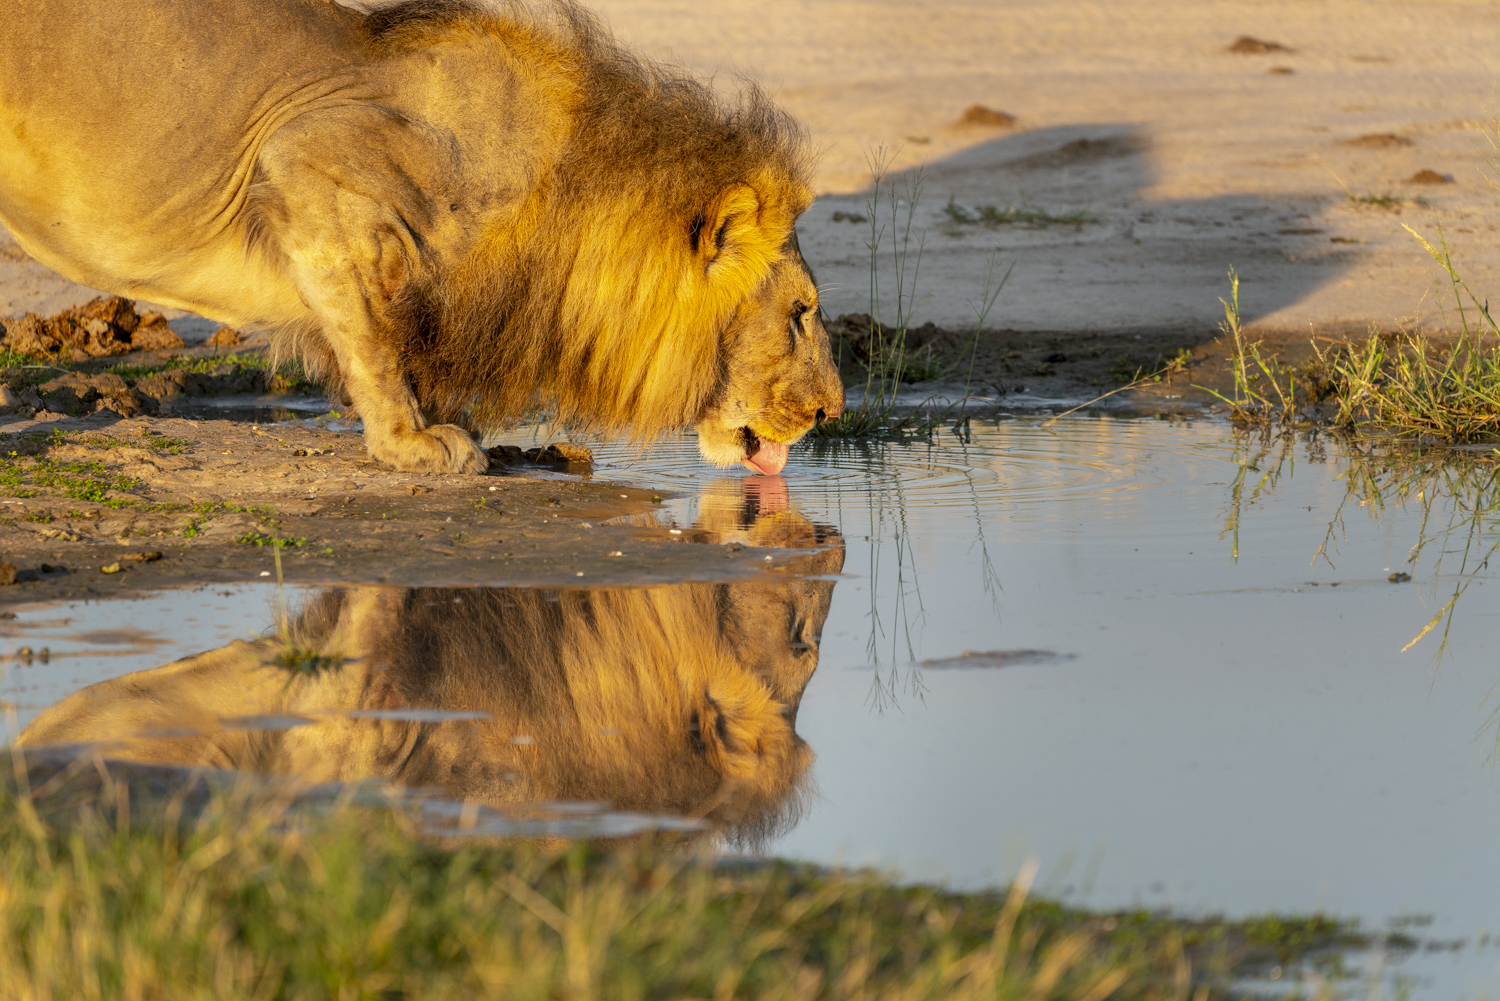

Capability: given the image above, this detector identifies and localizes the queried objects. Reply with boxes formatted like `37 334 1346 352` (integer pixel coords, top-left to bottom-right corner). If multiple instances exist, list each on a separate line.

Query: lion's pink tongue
742 439 789 475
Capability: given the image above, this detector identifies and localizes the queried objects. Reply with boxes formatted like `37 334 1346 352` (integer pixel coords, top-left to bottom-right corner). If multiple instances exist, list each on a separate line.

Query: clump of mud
1341 133 1414 148
1226 36 1291 54
830 314 952 367
1406 169 1453 184
206 326 242 347
0 361 306 420
0 296 183 360
958 105 1016 127
488 442 594 471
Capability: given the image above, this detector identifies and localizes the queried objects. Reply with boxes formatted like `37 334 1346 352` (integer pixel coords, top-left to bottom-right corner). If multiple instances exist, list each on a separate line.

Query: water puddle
172 394 330 423
7 416 1500 998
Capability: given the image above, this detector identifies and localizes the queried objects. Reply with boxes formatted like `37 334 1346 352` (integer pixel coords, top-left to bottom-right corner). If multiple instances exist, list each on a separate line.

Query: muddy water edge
5 411 1500 999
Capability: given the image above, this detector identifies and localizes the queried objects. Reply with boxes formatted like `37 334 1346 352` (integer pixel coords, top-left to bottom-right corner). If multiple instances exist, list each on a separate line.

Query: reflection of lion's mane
315 1 815 436
295 585 821 843
21 555 840 843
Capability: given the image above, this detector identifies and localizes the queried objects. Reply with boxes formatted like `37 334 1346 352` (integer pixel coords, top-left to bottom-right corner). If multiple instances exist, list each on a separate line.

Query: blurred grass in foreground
0 765 1369 1001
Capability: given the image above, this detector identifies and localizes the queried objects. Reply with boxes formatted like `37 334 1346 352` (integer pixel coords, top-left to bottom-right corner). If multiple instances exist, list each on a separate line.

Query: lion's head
691 233 846 475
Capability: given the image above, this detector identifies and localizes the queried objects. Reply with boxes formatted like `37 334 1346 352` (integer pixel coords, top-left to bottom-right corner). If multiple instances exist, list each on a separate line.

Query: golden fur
0 0 844 473
19 510 843 841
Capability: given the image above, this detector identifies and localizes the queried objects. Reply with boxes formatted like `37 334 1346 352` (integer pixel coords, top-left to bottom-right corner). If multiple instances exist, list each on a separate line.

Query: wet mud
0 412 832 601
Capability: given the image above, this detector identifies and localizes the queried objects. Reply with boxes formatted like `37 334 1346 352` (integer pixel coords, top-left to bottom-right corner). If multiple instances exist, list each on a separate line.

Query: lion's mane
301 0 814 437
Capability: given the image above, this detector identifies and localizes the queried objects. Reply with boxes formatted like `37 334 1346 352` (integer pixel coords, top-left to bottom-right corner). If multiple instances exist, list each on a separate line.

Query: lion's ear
696 675 798 783
696 183 773 281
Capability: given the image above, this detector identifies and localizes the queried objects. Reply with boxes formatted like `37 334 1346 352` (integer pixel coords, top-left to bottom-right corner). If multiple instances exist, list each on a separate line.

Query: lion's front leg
299 241 483 475
256 123 488 476
329 320 486 476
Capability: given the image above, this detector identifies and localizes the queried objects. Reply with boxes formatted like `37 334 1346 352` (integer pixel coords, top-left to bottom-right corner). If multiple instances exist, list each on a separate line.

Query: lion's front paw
368 424 487 475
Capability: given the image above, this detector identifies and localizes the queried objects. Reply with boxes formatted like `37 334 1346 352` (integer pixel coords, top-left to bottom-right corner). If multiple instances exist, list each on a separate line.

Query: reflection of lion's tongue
742 438 789 475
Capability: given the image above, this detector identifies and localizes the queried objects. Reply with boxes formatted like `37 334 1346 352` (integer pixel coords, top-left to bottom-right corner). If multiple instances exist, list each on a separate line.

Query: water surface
7 416 1500 997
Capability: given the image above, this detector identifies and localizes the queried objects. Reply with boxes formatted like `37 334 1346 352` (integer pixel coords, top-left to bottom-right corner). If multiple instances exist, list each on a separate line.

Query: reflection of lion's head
368 2 845 471
19 524 843 843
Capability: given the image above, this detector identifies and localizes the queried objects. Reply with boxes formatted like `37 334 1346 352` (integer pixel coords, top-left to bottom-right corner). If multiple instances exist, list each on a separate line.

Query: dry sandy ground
597 0 1500 335
4 1 1500 349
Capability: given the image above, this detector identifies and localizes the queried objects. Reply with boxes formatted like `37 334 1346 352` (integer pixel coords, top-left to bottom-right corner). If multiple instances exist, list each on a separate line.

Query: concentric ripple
490 416 1244 531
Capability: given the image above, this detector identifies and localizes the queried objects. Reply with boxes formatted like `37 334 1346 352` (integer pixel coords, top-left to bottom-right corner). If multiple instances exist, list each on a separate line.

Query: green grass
0 452 144 505
235 530 306 549
102 351 318 393
1204 230 1500 439
1217 427 1500 660
0 771 1374 1001
943 200 1100 230
1345 192 1405 210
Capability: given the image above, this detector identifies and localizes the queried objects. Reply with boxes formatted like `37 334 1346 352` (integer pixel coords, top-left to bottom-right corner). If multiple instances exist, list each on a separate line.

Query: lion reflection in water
20 485 841 842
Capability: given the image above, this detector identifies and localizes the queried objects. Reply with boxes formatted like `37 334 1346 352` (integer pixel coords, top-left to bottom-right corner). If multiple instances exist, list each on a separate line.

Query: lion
0 0 845 475
19 505 843 841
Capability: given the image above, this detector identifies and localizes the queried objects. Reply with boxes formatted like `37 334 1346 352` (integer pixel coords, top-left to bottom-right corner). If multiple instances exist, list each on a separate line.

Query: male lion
0 0 844 474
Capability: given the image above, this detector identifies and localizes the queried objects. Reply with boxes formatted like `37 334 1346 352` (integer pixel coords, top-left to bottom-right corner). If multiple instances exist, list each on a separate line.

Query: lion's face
694 236 845 475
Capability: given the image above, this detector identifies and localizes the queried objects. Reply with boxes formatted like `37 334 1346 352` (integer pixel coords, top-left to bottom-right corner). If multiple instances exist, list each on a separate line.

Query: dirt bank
826 312 1410 415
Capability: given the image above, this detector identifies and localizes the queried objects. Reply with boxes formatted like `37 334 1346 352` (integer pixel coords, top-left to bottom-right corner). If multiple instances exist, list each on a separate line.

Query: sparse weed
1194 270 1320 428
235 530 306 549
816 155 1009 440
1346 192 1405 210
944 198 1100 229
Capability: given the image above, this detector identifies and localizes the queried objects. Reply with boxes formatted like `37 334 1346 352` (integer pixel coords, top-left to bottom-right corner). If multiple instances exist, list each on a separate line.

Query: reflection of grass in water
0 781 1382 1000
1317 443 1500 657
1221 429 1500 659
807 431 1005 712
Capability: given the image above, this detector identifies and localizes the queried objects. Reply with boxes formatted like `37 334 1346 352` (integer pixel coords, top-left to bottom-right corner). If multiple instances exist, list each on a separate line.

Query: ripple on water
493 417 1239 525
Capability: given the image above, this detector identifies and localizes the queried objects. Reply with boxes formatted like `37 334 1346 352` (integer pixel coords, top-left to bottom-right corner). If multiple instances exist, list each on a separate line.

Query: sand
5 0 1500 341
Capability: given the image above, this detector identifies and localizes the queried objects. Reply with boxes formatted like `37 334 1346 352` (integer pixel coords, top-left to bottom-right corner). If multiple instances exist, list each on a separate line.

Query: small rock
121 551 162 562
958 104 1016 127
1227 36 1291 54
1406 169 1454 185
100 562 123 574
550 442 593 464
408 484 433 495
134 371 187 402
206 326 242 348
1388 571 1411 583
0 562 15 585
1341 133 1414 148
522 443 593 467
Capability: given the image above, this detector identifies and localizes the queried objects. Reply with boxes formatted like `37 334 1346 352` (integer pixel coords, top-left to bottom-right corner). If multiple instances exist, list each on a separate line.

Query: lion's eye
788 301 808 351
